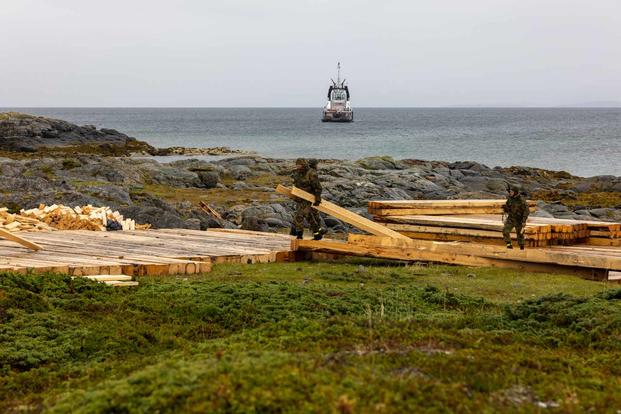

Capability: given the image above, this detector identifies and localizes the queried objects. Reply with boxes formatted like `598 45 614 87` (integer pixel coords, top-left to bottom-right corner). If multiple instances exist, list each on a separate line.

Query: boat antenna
337 62 341 86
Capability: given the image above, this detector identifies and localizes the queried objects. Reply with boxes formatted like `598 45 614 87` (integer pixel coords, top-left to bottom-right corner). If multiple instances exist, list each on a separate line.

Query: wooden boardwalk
0 229 294 276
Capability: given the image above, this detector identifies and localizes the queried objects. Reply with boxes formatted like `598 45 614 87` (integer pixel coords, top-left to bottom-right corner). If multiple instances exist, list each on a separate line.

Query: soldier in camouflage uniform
307 159 326 240
290 158 325 240
502 185 529 250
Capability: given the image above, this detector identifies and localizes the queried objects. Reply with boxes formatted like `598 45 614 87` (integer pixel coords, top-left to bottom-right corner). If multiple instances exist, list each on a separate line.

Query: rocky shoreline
1 112 620 233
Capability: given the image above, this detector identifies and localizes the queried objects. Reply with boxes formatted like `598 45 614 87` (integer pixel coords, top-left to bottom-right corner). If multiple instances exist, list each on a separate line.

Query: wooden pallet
0 229 294 276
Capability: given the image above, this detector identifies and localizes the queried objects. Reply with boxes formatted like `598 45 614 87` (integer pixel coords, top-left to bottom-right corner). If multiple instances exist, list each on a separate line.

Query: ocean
3 107 620 177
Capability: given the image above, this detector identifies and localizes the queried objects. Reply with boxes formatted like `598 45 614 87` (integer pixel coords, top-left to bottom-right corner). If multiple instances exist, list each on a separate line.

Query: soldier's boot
519 244 525 250
506 242 513 249
313 228 327 241
289 227 297 236
296 230 304 240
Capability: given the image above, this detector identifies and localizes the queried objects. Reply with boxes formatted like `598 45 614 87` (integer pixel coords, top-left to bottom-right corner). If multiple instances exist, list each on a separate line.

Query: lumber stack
369 200 607 247
374 214 553 247
19 204 151 232
369 199 537 217
583 221 621 247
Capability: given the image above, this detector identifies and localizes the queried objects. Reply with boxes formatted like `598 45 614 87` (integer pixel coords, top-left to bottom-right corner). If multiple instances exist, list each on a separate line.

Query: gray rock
530 210 555 218
184 218 202 230
241 215 268 232
229 165 252 180
197 171 219 189
0 112 154 152
356 156 401 170
589 208 616 219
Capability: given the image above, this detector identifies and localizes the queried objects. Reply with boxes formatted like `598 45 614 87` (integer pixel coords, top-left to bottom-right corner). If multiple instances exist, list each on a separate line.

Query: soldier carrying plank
290 158 326 240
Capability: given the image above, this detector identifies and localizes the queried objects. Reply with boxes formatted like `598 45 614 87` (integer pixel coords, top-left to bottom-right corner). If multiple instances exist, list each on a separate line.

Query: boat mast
337 62 341 86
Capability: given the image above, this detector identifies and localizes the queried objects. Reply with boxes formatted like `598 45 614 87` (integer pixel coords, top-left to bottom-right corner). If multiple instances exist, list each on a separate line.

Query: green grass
1 262 621 413
139 183 286 207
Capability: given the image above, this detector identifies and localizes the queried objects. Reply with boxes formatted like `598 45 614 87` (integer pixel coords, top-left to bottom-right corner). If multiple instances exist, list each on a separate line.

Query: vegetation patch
1 263 620 413
140 183 286 207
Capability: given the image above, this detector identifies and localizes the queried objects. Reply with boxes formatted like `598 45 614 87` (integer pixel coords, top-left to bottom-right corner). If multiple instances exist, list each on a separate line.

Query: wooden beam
297 237 607 279
375 214 550 233
370 207 509 216
346 234 621 271
369 199 536 209
0 228 42 251
276 185 411 241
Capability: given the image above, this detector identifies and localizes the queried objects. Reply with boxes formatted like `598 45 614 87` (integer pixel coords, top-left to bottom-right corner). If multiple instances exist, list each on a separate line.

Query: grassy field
1 261 621 413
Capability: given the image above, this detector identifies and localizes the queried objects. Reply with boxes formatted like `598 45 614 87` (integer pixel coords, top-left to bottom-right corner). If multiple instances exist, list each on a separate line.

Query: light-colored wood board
368 199 537 209
344 234 621 271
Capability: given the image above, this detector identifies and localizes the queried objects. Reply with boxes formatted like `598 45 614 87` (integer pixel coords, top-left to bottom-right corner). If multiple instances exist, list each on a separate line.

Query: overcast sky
1 0 620 107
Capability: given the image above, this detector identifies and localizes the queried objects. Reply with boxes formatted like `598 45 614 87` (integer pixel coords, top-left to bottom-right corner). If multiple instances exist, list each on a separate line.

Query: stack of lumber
19 204 151 232
369 199 537 217
521 217 590 245
583 221 621 247
369 201 607 247
374 214 553 247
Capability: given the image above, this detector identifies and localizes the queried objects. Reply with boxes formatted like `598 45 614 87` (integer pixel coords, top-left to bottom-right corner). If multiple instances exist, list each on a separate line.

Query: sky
1 0 620 107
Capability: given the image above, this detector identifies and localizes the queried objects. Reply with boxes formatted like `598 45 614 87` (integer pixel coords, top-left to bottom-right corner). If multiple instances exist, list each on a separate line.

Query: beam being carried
276 185 411 241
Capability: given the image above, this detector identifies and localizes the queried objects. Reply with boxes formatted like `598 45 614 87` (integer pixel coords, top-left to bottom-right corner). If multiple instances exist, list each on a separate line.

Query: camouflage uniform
502 187 529 249
291 159 322 237
307 159 325 237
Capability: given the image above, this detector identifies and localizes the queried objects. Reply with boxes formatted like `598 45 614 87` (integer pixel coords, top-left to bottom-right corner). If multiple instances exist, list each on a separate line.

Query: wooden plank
277 185 410 241
345 235 608 279
83 275 133 281
206 228 293 239
297 237 607 279
104 281 140 287
199 201 223 219
368 199 537 209
375 214 550 233
342 234 615 269
382 223 542 239
396 232 546 247
585 238 621 247
0 228 42 251
370 207 511 216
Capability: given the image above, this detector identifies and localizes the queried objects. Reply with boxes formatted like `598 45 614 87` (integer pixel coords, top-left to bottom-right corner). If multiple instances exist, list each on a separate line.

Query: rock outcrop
0 112 155 154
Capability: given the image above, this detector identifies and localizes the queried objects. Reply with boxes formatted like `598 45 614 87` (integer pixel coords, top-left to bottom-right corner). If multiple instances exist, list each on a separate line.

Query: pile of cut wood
0 208 54 232
0 204 151 233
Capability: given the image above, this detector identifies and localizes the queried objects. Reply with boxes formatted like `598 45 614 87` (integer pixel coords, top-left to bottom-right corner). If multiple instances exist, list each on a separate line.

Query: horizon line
2 106 621 109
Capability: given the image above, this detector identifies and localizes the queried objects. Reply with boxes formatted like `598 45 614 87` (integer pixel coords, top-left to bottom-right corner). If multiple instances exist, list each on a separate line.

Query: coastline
1 112 620 232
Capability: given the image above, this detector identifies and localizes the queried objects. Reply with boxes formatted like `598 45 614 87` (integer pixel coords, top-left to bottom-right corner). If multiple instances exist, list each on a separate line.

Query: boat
322 62 353 122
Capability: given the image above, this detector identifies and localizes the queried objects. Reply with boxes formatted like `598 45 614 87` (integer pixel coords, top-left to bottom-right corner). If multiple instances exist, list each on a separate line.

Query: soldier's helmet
507 184 522 194
308 158 318 168
295 158 307 168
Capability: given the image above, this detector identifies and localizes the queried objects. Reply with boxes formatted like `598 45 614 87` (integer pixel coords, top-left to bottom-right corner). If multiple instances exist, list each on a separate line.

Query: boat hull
321 110 354 122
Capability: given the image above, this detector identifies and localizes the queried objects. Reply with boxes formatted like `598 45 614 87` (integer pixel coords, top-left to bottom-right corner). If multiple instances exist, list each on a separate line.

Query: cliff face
0 112 143 152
